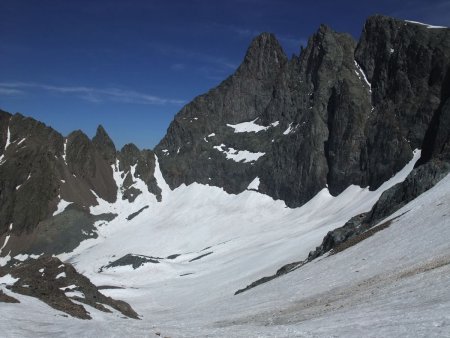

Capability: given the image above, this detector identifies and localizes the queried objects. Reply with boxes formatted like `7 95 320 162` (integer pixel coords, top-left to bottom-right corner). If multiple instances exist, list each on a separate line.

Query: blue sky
1 0 449 149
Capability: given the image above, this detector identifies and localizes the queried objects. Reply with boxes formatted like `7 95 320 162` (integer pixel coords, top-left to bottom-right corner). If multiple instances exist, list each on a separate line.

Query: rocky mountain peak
65 129 117 203
237 32 287 79
92 125 116 165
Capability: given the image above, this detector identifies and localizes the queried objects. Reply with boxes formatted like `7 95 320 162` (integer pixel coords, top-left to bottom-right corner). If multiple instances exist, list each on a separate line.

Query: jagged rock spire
92 125 116 165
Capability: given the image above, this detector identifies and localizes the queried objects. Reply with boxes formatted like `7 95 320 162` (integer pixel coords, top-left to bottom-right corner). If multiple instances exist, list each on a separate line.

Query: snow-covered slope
3 149 449 337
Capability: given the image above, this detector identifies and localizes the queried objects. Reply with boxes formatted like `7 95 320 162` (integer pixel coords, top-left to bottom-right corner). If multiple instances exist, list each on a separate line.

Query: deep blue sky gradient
1 0 449 149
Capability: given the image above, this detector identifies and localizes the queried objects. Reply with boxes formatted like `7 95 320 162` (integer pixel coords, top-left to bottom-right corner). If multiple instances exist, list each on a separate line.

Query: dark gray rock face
0 113 160 256
156 32 287 195
66 130 117 203
369 159 450 225
260 25 372 204
419 93 450 165
354 15 450 190
0 112 63 234
117 144 162 202
156 17 450 207
93 125 116 165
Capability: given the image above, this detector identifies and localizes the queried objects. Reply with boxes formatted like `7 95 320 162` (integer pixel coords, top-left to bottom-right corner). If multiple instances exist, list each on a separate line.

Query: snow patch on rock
247 177 260 191
227 119 278 133
213 144 265 163
53 198 72 216
405 20 447 29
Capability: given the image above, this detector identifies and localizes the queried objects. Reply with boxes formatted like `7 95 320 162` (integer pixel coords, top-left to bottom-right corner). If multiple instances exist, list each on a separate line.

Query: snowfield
1 150 450 337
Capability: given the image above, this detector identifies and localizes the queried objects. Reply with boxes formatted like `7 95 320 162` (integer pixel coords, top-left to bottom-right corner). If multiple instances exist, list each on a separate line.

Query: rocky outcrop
308 158 450 261
369 159 450 224
0 256 139 319
99 254 161 271
0 290 19 303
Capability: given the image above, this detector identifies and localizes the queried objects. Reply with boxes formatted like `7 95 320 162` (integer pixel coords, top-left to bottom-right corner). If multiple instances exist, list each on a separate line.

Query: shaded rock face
66 130 117 203
7 205 117 257
0 112 159 256
260 25 372 204
156 17 450 207
0 112 63 234
0 114 118 238
354 15 450 189
117 144 162 202
156 33 287 195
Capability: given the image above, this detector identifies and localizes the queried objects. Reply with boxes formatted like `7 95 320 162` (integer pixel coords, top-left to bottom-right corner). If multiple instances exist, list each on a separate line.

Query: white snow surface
213 144 265 163
226 119 278 133
65 290 84 298
53 198 72 216
0 253 11 267
0 235 11 253
283 123 294 135
0 274 19 285
56 272 66 279
62 139 68 164
2 149 450 337
13 254 40 262
247 177 260 191
16 138 26 146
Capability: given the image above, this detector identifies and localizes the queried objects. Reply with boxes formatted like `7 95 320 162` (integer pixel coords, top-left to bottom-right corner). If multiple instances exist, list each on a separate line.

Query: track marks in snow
216 254 450 329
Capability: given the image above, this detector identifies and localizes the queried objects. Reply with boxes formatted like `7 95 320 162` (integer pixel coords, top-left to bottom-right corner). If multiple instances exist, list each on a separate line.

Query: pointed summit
238 32 288 79
92 125 116 165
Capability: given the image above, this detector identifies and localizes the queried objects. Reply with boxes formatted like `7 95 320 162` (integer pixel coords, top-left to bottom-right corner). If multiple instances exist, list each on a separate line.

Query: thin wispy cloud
148 43 238 71
0 82 185 105
0 87 23 95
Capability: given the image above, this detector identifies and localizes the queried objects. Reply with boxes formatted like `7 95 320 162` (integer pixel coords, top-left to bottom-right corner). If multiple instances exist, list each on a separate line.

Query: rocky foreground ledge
0 256 139 320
